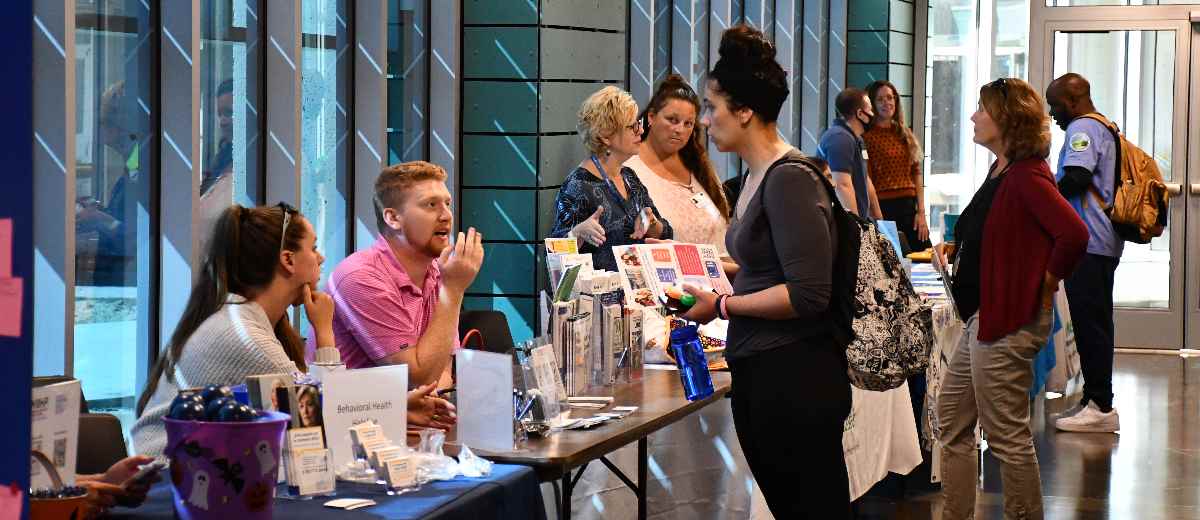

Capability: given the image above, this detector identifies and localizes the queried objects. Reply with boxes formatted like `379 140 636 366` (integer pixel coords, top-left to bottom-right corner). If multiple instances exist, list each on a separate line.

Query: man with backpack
1046 73 1123 433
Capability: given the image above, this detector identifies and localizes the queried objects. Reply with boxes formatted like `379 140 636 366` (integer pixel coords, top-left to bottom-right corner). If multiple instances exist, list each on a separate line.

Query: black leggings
879 196 933 253
729 340 852 519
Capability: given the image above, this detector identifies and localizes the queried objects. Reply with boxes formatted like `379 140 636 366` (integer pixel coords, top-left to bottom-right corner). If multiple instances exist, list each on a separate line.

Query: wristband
717 294 730 320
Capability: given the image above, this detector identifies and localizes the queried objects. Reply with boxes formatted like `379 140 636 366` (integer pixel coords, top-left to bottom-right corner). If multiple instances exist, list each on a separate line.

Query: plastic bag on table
412 428 459 482
456 445 493 478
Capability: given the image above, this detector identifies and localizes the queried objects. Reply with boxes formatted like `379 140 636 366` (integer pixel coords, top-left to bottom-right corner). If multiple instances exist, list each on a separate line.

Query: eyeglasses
627 119 644 135
276 202 297 253
988 78 1009 100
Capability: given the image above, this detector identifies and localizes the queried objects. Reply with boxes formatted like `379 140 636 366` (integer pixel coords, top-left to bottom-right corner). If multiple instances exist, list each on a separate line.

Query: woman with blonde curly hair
549 86 672 271
934 78 1088 520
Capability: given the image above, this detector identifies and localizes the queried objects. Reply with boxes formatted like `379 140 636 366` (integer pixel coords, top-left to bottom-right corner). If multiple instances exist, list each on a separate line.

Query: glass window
924 0 1030 243
72 0 156 433
1047 0 1195 6
199 0 263 232
924 0 981 243
387 0 430 164
302 0 350 293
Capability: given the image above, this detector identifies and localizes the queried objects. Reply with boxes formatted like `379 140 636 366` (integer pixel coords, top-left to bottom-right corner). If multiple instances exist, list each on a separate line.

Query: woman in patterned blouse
625 74 730 256
549 86 672 272
864 80 932 251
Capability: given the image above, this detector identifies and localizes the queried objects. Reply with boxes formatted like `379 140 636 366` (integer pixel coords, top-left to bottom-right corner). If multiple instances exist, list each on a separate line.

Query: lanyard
591 155 641 215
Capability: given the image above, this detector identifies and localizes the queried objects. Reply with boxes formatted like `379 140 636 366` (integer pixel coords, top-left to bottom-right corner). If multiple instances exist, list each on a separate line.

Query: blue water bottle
669 324 715 401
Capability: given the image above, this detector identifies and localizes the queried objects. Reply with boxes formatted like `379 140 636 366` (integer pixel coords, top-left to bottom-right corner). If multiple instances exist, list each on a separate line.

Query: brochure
612 243 732 308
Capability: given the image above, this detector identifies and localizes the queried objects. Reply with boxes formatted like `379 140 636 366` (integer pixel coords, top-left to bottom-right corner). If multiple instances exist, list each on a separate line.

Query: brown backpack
1077 113 1169 244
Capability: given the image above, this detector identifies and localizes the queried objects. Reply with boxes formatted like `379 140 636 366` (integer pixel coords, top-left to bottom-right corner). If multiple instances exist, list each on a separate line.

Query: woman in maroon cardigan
934 78 1088 520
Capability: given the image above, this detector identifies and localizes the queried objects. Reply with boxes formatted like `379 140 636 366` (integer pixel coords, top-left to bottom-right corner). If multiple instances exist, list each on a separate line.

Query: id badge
861 149 870 161
691 191 722 221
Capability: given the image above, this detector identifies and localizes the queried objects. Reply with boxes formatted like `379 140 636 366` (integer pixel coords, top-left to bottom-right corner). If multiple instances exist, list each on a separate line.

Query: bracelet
717 294 730 320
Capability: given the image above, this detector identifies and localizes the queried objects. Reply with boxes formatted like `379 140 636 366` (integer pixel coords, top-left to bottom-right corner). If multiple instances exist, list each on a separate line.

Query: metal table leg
638 438 648 520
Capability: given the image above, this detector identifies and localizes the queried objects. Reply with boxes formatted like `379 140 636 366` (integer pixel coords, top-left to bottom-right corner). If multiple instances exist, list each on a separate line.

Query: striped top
316 236 457 370
131 295 300 457
863 125 920 201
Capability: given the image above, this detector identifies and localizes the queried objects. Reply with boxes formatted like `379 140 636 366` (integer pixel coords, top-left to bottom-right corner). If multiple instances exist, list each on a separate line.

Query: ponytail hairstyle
639 74 732 220
136 204 309 416
865 80 923 164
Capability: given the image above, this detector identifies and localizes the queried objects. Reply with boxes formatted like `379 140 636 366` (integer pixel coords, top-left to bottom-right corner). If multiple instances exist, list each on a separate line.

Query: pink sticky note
0 483 23 519
0 278 21 338
0 218 11 278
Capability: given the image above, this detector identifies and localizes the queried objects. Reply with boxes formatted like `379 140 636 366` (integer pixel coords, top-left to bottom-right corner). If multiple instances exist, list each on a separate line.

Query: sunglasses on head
988 78 1009 100
275 202 297 253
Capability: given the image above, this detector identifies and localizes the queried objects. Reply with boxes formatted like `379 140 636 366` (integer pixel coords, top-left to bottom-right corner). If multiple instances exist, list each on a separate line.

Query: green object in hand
679 293 696 307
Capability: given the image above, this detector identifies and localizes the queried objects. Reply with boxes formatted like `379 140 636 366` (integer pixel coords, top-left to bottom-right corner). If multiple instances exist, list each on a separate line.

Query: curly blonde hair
577 86 638 155
979 78 1051 161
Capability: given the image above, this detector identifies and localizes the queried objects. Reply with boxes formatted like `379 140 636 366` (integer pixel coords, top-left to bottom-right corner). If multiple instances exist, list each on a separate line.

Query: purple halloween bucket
163 411 289 520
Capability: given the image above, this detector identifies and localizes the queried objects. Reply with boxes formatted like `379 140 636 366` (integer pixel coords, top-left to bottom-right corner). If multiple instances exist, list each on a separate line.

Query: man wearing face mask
817 88 884 220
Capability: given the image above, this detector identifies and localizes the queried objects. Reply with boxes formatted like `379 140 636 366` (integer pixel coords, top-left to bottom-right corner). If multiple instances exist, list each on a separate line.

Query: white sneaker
1055 402 1120 433
1053 400 1088 420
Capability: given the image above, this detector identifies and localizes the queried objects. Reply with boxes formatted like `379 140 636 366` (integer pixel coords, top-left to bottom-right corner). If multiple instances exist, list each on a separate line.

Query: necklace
668 175 696 192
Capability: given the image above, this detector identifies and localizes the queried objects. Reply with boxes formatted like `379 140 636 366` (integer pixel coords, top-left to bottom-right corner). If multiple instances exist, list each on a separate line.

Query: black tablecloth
110 464 546 520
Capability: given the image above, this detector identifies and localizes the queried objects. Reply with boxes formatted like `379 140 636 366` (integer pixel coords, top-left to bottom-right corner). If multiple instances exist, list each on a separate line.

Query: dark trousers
729 340 852 519
879 196 933 253
1063 253 1120 410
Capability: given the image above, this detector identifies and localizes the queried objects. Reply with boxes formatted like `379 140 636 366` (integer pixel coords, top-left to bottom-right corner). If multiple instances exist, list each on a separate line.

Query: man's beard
421 238 448 258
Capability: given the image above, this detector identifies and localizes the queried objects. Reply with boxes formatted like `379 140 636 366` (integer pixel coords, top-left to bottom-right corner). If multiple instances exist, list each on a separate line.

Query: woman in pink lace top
625 74 731 255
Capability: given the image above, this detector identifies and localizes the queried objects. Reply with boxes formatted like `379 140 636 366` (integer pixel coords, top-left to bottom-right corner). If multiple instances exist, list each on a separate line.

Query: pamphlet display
30 379 81 489
320 365 408 471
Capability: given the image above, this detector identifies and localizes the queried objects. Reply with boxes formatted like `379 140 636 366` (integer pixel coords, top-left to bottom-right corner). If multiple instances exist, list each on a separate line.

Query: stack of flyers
547 251 593 294
544 237 579 255
602 303 624 384
560 312 593 396
544 237 586 298
622 307 644 382
550 300 575 367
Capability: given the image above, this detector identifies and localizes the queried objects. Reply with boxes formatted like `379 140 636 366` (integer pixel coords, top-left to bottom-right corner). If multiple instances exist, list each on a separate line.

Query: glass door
1034 18 1193 349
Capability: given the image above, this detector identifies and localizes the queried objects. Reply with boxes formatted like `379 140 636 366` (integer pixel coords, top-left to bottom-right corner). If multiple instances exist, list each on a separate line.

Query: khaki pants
937 310 1052 520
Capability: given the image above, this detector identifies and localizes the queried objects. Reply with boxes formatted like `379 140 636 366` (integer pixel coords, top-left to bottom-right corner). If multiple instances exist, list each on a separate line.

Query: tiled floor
856 352 1200 520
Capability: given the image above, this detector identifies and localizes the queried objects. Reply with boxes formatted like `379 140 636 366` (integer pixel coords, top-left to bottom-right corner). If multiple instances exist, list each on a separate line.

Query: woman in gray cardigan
132 204 454 457
681 26 852 518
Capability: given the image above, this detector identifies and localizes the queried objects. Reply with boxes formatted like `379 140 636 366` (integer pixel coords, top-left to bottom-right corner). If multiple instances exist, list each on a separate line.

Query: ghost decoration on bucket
255 440 276 477
189 470 210 510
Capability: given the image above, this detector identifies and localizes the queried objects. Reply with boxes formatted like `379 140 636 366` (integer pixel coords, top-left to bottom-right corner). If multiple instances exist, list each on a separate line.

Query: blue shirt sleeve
817 131 856 174
1061 119 1109 174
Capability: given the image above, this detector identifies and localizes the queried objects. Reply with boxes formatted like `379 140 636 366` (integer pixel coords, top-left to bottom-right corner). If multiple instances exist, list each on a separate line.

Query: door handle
1191 183 1200 196
1165 183 1182 196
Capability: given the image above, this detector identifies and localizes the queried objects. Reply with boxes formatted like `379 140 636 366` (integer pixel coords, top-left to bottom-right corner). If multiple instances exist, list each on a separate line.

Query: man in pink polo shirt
320 161 483 389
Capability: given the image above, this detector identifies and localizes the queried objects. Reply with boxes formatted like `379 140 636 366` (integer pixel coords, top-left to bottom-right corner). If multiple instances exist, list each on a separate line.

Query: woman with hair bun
625 74 730 254
679 25 852 518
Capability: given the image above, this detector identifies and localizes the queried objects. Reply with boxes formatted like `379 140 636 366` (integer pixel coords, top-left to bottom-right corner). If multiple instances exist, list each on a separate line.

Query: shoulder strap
1072 113 1122 209
760 155 845 213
